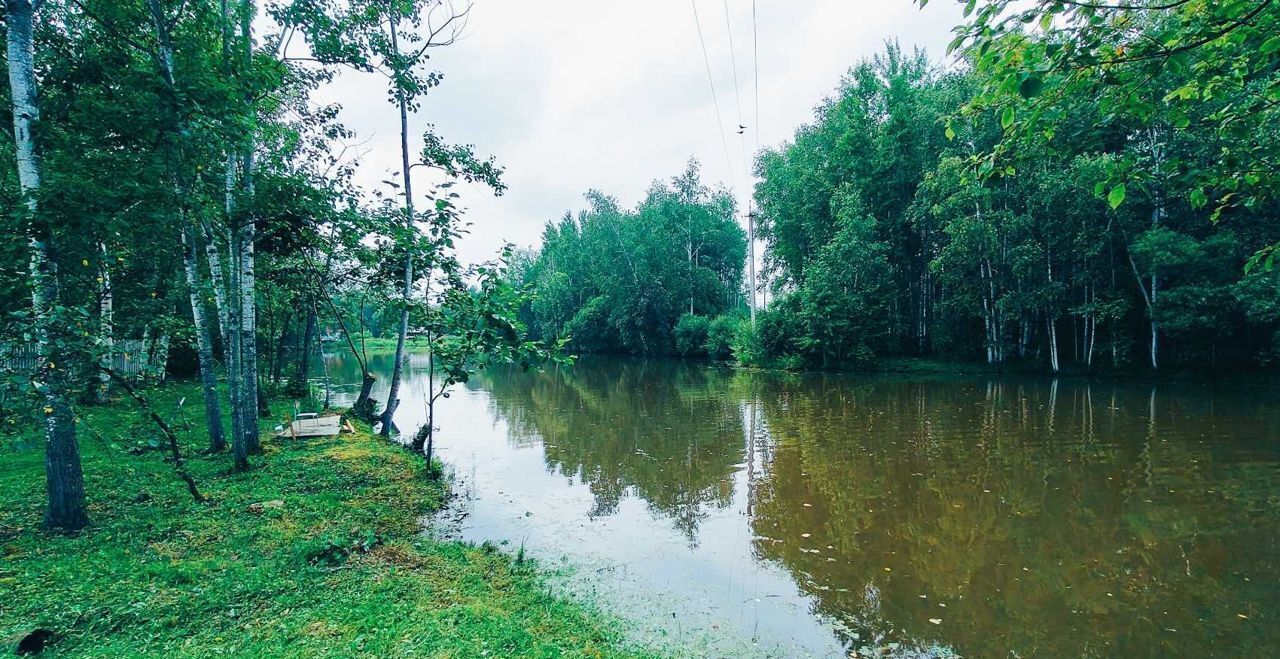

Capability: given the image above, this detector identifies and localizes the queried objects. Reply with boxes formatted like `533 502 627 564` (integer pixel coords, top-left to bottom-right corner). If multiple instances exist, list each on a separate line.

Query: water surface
323 352 1280 657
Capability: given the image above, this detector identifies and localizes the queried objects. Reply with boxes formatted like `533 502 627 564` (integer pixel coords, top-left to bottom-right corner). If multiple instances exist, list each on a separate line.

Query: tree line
1 0 545 533
513 160 749 356
520 2 1280 373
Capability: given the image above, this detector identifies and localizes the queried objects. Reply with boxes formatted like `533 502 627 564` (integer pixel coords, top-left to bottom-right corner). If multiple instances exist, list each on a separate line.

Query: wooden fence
0 339 163 378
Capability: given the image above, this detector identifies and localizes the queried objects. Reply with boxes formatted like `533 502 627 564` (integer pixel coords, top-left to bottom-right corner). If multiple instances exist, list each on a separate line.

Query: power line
752 0 760 157
722 0 749 175
690 0 737 192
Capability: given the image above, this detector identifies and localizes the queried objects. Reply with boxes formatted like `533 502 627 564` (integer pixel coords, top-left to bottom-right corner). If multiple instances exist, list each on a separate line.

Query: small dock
278 413 345 438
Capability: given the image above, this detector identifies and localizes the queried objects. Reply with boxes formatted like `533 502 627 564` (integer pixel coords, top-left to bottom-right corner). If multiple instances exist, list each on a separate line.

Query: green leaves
1261 36 1280 54
1000 106 1015 130
521 160 747 355
1107 183 1126 210
1018 76 1043 98
998 73 1021 95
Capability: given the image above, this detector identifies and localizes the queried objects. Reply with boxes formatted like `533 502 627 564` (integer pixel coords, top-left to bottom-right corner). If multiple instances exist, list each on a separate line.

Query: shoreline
0 381 653 658
543 352 1280 388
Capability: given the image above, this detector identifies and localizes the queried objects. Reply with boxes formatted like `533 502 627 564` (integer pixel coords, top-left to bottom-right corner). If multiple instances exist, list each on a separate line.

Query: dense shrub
706 314 744 360
674 314 711 357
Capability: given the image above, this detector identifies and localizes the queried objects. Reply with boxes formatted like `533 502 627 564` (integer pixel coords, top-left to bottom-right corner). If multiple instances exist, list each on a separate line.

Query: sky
314 0 967 267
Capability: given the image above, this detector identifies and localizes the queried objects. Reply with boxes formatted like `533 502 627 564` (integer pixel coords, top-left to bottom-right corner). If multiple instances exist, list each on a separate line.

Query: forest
0 0 556 534
519 3 1280 373
1 1 603 654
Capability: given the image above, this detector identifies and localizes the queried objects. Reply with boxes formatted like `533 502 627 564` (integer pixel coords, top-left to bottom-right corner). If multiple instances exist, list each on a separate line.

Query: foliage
705 314 744 361
673 314 711 357
932 0 1280 215
517 160 747 355
747 37 1280 371
408 249 570 458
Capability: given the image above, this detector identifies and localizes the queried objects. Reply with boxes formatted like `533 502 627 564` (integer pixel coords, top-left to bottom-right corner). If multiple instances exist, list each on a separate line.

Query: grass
0 382 652 658
341 335 427 351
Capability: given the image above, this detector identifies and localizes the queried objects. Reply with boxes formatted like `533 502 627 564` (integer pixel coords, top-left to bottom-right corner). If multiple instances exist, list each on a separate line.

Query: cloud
319 0 965 266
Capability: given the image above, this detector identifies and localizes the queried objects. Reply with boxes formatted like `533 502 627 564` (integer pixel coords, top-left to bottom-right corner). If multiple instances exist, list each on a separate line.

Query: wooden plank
278 415 342 438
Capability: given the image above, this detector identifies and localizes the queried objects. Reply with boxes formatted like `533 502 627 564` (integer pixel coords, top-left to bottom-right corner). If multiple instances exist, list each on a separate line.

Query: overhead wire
690 0 738 193
722 0 750 175
752 0 760 158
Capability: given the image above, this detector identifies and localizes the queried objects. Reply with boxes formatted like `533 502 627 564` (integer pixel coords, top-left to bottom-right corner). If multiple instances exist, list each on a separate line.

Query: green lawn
0 382 651 658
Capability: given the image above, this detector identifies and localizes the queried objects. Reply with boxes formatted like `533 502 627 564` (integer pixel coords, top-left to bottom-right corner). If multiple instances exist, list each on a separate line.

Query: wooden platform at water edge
277 413 352 438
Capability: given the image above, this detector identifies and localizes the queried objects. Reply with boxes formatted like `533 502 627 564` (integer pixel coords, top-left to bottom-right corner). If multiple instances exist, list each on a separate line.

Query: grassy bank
0 382 650 658
339 335 425 351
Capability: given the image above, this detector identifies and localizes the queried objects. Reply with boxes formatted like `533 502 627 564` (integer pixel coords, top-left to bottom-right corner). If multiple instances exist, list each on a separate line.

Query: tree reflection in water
338 352 1279 657
477 359 745 545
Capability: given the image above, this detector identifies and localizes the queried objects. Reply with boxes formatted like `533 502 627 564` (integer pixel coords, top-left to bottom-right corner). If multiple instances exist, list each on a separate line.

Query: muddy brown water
323 352 1280 657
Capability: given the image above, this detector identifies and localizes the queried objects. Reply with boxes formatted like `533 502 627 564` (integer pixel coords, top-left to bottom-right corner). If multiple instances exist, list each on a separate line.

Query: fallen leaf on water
929 618 942 625
1237 613 1249 619
801 533 811 538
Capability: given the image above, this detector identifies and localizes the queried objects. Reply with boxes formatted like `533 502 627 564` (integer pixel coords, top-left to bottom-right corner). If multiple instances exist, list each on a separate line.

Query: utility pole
747 206 758 329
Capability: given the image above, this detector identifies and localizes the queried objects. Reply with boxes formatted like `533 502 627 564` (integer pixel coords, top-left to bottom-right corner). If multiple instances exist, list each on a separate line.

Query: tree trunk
379 8 415 438
1125 236 1159 372
1046 312 1060 373
199 223 232 369
1149 270 1159 370
227 211 246 469
311 258 376 420
424 390 436 473
1145 130 1164 370
236 0 261 451
317 325 331 409
1019 318 1030 360
5 0 88 532
182 226 226 452
95 242 113 404
1084 283 1096 369
295 303 316 390
237 187 260 447
270 311 289 385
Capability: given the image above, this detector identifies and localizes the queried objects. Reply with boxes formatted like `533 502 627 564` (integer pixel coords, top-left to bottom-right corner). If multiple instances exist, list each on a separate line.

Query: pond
322 351 1280 657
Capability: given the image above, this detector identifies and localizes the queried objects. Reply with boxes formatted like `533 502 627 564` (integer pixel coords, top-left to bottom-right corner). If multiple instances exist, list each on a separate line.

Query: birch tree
4 0 89 531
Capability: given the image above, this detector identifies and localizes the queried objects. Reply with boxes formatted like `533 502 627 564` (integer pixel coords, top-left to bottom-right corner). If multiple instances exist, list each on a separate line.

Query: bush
673 314 710 357
756 306 798 360
730 318 766 366
705 314 744 360
564 295 615 352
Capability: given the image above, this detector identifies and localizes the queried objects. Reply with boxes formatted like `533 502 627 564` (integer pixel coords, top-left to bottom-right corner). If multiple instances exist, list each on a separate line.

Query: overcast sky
314 0 966 267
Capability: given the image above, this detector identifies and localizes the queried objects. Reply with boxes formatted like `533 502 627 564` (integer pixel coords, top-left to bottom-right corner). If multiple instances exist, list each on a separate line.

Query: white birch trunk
379 8 416 437
183 226 227 452
6 0 88 531
96 242 113 404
